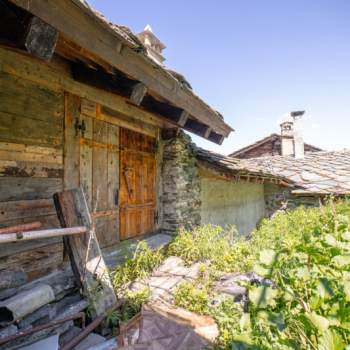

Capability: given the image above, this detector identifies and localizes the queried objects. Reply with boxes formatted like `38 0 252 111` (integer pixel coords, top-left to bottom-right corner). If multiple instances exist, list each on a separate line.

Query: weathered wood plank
80 99 97 118
0 160 63 178
0 237 61 259
0 47 165 134
53 188 117 316
0 198 55 223
94 212 119 248
0 111 63 148
0 142 62 159
0 221 42 234
99 105 157 138
7 0 232 137
79 142 92 210
0 71 63 125
0 242 64 281
92 119 108 212
64 93 80 190
0 178 63 201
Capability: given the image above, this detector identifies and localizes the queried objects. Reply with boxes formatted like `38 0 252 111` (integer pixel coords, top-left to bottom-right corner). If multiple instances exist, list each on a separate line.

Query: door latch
74 118 86 137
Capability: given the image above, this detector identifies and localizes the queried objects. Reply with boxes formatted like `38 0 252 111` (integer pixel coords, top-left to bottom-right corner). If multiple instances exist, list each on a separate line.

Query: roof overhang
8 0 233 144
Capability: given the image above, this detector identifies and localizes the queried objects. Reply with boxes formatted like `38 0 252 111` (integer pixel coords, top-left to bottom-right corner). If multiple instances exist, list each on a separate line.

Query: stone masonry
161 130 201 234
264 183 319 217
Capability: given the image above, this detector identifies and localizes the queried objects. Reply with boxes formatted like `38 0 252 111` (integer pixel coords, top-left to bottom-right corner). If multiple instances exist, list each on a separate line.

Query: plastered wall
200 177 266 235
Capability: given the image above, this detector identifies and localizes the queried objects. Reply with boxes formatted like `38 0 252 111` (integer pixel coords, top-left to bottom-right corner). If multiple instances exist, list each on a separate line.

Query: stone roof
197 147 350 195
195 148 292 184
229 133 322 158
244 150 350 195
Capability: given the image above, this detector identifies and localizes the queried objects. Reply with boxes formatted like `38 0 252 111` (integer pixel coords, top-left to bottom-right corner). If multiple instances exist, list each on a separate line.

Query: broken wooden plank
53 188 117 316
0 222 42 235
0 227 87 244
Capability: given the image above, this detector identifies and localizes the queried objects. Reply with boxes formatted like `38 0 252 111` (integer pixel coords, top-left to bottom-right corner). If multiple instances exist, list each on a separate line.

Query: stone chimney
137 25 166 66
291 111 305 159
280 120 294 156
280 111 305 158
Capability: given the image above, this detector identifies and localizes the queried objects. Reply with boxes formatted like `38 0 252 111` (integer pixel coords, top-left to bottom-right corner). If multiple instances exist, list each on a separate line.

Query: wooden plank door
65 95 119 248
119 128 156 240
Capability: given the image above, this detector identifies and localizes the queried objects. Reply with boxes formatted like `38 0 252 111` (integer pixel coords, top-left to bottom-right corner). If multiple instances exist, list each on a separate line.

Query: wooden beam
0 226 87 244
184 118 209 137
24 16 59 61
130 82 147 106
0 46 165 135
204 127 212 139
141 95 185 124
72 63 134 98
53 188 117 317
178 111 189 127
8 0 232 138
207 131 225 145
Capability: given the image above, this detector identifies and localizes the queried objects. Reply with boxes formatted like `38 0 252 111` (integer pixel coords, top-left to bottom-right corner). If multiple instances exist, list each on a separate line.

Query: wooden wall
0 68 65 281
0 45 163 280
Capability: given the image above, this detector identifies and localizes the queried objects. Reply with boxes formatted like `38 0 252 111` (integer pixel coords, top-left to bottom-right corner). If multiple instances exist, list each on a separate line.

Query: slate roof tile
243 150 350 194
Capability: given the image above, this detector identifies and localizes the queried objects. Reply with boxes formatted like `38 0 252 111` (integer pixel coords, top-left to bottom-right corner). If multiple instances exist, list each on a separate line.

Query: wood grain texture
0 177 63 201
0 242 64 281
0 71 63 125
0 47 165 136
0 110 63 148
119 128 156 240
8 0 232 137
53 188 117 316
64 93 80 190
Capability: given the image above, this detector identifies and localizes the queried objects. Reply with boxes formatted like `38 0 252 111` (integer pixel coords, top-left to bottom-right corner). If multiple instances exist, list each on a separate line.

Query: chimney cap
291 110 305 118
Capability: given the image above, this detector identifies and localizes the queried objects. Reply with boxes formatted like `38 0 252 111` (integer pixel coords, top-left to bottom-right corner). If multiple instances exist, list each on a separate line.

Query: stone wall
161 130 201 234
264 183 320 217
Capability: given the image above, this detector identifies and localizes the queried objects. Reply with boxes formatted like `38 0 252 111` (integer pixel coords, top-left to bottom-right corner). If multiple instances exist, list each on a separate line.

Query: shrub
174 282 210 314
110 241 164 293
167 224 237 266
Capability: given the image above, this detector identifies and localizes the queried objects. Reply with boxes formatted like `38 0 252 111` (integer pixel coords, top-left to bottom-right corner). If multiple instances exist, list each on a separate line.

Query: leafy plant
167 224 237 267
174 282 210 314
115 288 151 323
110 241 164 293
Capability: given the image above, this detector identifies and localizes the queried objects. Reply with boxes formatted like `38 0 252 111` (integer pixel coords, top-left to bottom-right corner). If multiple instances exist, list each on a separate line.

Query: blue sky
88 0 350 154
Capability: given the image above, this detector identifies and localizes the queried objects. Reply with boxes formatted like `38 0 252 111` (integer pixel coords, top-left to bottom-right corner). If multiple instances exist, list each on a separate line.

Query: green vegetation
111 199 350 349
110 241 163 293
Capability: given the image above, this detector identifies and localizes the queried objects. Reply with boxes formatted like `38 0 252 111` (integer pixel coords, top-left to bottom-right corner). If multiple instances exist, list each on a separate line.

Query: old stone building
229 113 322 159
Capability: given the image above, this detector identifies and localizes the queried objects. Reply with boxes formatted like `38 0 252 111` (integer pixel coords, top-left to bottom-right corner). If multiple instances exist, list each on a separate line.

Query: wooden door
119 128 157 240
65 95 119 248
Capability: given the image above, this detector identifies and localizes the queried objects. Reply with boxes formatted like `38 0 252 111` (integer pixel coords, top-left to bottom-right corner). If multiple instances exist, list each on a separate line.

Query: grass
110 198 350 349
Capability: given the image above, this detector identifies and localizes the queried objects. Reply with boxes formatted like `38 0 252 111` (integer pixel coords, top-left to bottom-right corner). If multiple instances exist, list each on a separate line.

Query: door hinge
74 118 86 137
154 211 159 224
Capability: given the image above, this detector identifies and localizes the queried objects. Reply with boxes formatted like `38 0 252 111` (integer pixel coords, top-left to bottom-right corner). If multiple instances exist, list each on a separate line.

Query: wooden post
130 82 147 106
53 188 117 316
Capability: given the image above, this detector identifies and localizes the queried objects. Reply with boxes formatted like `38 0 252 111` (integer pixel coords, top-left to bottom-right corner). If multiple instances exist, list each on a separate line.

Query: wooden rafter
8 0 232 141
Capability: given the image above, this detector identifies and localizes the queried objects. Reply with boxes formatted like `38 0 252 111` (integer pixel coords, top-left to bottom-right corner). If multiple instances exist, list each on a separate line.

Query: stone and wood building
229 113 322 159
0 1 349 347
